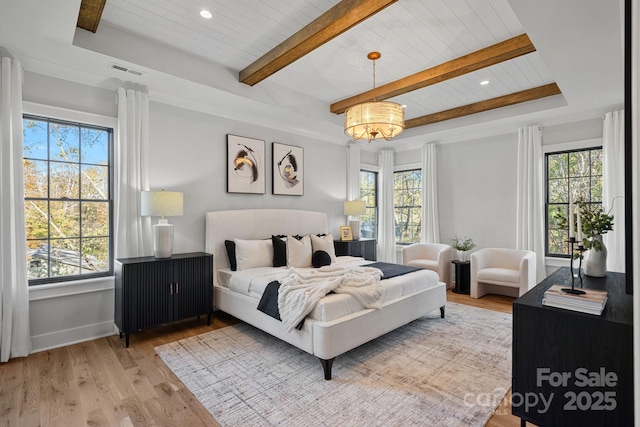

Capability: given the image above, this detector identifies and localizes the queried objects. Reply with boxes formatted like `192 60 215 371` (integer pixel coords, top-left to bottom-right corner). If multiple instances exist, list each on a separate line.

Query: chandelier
344 52 405 143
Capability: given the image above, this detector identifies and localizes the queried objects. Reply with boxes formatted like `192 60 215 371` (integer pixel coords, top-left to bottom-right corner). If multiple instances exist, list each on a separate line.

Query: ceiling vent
110 63 144 76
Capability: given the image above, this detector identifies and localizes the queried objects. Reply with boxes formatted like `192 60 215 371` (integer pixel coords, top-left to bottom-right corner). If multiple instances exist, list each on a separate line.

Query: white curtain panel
378 149 396 262
0 56 31 362
421 142 440 243
515 125 547 282
602 109 625 272
346 142 361 201
115 87 152 259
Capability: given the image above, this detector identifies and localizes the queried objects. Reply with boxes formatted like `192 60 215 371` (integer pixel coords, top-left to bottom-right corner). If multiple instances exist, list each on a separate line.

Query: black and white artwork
272 142 303 196
227 135 265 194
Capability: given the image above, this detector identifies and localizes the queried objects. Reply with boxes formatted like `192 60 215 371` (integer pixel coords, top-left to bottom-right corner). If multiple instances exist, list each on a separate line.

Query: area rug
155 302 512 427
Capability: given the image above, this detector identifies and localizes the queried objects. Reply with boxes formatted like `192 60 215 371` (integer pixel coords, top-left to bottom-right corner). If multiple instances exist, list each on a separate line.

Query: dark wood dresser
512 267 633 426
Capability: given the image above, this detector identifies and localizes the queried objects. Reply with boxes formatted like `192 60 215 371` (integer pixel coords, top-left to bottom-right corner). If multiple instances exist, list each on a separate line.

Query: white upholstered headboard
205 209 329 275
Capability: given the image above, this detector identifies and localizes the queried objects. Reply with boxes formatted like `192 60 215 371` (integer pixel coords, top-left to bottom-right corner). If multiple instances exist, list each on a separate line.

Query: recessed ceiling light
200 10 213 19
480 80 490 86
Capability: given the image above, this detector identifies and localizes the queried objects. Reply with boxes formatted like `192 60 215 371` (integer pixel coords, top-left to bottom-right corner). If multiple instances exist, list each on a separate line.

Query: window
546 147 602 257
23 115 113 284
360 170 378 239
394 169 422 244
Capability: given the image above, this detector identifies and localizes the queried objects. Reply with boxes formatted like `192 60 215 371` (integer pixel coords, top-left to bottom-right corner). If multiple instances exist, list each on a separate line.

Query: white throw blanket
277 265 384 332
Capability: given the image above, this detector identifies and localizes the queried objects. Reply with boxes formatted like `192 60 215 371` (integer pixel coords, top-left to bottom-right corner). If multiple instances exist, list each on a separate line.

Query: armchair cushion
476 268 520 286
406 259 438 271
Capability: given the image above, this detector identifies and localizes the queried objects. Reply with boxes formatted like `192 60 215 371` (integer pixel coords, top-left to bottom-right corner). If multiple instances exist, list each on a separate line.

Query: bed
205 209 446 379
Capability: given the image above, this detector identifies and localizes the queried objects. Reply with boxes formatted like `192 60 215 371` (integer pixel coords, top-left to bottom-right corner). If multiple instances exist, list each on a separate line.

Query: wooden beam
404 83 561 128
239 0 397 86
77 0 107 33
331 33 536 114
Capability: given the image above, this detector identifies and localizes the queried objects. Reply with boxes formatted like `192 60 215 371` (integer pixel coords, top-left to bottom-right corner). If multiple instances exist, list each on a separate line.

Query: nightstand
451 260 470 294
334 238 377 261
114 252 213 347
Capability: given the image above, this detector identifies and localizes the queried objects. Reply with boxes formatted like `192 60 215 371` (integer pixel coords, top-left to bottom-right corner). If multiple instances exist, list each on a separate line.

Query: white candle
576 206 582 242
568 194 575 239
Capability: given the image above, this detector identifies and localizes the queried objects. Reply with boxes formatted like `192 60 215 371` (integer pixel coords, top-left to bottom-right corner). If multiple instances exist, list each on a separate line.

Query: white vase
457 250 470 262
583 235 607 277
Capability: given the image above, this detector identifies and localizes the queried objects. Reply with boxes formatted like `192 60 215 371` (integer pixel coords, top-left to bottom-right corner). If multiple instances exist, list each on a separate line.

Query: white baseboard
30 321 118 353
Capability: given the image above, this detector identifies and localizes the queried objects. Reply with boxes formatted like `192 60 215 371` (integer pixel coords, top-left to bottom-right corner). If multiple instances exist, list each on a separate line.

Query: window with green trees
394 169 422 244
360 170 377 239
23 115 113 284
546 147 602 256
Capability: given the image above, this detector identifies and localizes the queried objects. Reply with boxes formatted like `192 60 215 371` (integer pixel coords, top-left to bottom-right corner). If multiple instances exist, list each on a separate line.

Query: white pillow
233 239 273 271
310 233 336 262
286 234 312 268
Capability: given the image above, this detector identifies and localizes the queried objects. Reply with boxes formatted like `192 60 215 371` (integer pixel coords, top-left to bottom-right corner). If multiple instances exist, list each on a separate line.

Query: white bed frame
205 209 446 379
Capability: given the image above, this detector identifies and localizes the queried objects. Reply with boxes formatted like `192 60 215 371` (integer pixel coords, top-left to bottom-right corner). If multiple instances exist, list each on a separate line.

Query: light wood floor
0 291 527 427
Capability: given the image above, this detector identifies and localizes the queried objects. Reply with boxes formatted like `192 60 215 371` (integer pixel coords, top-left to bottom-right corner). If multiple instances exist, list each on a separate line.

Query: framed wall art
227 135 265 194
272 142 303 196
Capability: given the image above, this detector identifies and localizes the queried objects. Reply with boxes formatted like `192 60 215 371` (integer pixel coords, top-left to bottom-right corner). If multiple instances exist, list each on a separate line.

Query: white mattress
216 256 441 323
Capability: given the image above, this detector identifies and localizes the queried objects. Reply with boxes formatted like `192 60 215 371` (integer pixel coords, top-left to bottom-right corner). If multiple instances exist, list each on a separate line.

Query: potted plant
557 200 614 277
578 203 614 250
451 235 476 262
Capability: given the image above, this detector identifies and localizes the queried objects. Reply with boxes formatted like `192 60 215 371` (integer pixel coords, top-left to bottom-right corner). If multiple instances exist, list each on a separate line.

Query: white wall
438 133 519 250
23 72 347 352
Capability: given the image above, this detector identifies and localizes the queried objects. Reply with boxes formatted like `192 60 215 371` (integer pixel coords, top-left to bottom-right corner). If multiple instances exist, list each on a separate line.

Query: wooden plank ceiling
78 0 561 129
239 0 398 86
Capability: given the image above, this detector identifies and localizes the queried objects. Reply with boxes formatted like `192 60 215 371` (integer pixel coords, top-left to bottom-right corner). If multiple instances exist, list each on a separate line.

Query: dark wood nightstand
333 238 376 261
451 260 470 294
114 252 213 347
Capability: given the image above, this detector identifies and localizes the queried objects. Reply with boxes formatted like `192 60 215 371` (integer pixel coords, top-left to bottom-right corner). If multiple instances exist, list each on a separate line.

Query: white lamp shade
141 190 183 217
344 101 405 142
344 200 366 216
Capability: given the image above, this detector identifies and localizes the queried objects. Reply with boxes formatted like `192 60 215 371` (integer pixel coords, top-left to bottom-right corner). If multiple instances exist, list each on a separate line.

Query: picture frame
227 135 265 194
340 226 353 241
272 142 303 196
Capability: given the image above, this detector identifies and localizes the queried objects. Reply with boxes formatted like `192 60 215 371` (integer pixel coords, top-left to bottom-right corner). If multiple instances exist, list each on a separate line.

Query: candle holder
562 237 586 295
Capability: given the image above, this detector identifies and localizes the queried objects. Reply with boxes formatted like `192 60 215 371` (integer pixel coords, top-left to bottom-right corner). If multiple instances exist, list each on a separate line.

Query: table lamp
344 200 366 240
141 190 183 258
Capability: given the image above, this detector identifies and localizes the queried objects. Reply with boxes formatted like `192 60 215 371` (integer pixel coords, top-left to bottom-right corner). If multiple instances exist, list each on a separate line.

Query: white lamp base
349 219 361 240
153 219 174 258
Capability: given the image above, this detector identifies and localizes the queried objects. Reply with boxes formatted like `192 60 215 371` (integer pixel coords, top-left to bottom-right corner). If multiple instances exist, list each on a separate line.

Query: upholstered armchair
402 243 453 287
470 248 537 299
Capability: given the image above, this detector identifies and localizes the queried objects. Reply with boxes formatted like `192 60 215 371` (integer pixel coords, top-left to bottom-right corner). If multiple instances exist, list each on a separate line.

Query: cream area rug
155 302 512 427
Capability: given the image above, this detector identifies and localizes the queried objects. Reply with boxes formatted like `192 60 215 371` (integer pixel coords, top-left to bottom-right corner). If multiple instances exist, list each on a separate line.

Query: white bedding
216 256 441 323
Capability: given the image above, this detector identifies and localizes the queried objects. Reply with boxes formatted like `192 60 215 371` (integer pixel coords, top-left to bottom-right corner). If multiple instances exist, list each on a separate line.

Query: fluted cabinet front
115 252 213 347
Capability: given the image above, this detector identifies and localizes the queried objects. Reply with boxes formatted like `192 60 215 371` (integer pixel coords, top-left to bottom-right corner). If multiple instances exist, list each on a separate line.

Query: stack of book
542 285 608 315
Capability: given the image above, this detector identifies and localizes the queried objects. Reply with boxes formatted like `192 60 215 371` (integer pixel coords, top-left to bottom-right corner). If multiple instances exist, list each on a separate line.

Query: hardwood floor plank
0 357 23 427
92 339 137 400
94 383 130 426
85 407 112 427
38 377 85 427
19 353 42 425
121 394 158 426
